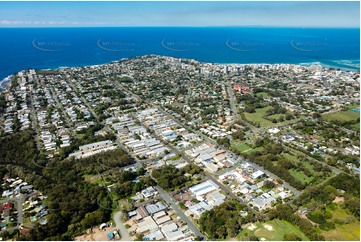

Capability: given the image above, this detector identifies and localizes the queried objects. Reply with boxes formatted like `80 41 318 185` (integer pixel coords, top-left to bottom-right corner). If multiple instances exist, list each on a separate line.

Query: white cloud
0 19 78 25
0 20 32 25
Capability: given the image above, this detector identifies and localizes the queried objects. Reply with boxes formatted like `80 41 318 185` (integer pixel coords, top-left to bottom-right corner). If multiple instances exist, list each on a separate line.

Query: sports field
323 108 360 123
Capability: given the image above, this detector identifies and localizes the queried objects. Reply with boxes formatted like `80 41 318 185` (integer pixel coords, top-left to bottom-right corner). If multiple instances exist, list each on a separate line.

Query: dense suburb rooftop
0 54 359 241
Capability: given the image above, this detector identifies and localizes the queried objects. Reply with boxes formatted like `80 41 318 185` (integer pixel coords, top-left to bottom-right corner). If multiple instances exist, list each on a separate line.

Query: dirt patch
298 212 317 226
332 196 345 204
75 226 115 241
247 223 257 231
263 224 273 231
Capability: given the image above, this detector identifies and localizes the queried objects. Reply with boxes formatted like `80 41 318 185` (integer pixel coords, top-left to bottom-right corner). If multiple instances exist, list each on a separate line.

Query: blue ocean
0 27 359 84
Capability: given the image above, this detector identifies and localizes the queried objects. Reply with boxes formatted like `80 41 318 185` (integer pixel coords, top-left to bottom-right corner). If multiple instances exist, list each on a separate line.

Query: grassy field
302 162 316 175
233 141 252 153
323 109 360 123
244 146 264 154
232 141 263 154
329 204 349 221
237 219 309 241
351 122 360 130
321 221 360 241
267 113 284 120
256 92 269 98
320 204 360 241
244 106 302 127
282 153 300 163
320 203 360 241
76 133 85 139
289 169 313 184
83 174 102 185
244 106 275 127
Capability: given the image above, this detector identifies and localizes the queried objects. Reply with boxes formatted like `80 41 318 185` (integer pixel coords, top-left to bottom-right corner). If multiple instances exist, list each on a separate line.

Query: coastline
0 75 13 91
1 57 359 92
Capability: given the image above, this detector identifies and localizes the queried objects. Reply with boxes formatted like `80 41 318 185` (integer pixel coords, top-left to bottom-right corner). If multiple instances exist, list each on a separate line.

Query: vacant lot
237 219 309 241
232 141 263 155
232 141 252 153
289 169 313 185
320 203 360 241
321 221 360 241
302 162 316 175
244 107 301 127
256 92 269 98
282 153 300 163
244 106 274 127
323 109 359 123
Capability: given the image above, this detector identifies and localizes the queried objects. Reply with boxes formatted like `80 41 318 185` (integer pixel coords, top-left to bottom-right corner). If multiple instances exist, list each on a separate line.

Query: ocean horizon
0 27 359 84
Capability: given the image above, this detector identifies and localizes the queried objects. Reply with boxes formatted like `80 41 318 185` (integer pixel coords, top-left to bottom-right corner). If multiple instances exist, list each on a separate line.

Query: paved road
28 92 41 151
142 114 262 217
0 192 36 234
67 79 100 121
282 141 342 175
49 87 76 137
155 185 204 240
16 195 25 225
109 87 298 209
156 105 301 197
226 83 239 121
113 211 132 241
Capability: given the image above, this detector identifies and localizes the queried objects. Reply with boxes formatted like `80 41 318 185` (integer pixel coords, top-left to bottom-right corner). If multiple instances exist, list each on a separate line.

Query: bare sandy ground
75 226 115 241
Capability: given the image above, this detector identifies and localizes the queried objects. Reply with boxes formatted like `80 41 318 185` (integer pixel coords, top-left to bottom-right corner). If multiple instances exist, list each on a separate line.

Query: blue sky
0 1 359 27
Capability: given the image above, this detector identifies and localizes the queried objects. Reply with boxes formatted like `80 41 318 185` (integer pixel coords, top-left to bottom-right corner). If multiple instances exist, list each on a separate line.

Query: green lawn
282 153 300 163
320 203 360 241
289 169 313 184
256 92 269 98
232 141 252 153
323 109 360 123
244 106 275 127
83 174 102 184
76 133 85 139
302 162 316 175
351 122 360 130
232 141 263 154
244 146 264 154
244 107 302 127
329 205 349 221
168 155 181 161
321 221 360 241
237 219 309 241
268 114 284 120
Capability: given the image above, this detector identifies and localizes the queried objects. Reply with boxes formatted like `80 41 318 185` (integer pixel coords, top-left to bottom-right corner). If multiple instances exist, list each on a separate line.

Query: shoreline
0 75 13 91
1 56 359 92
